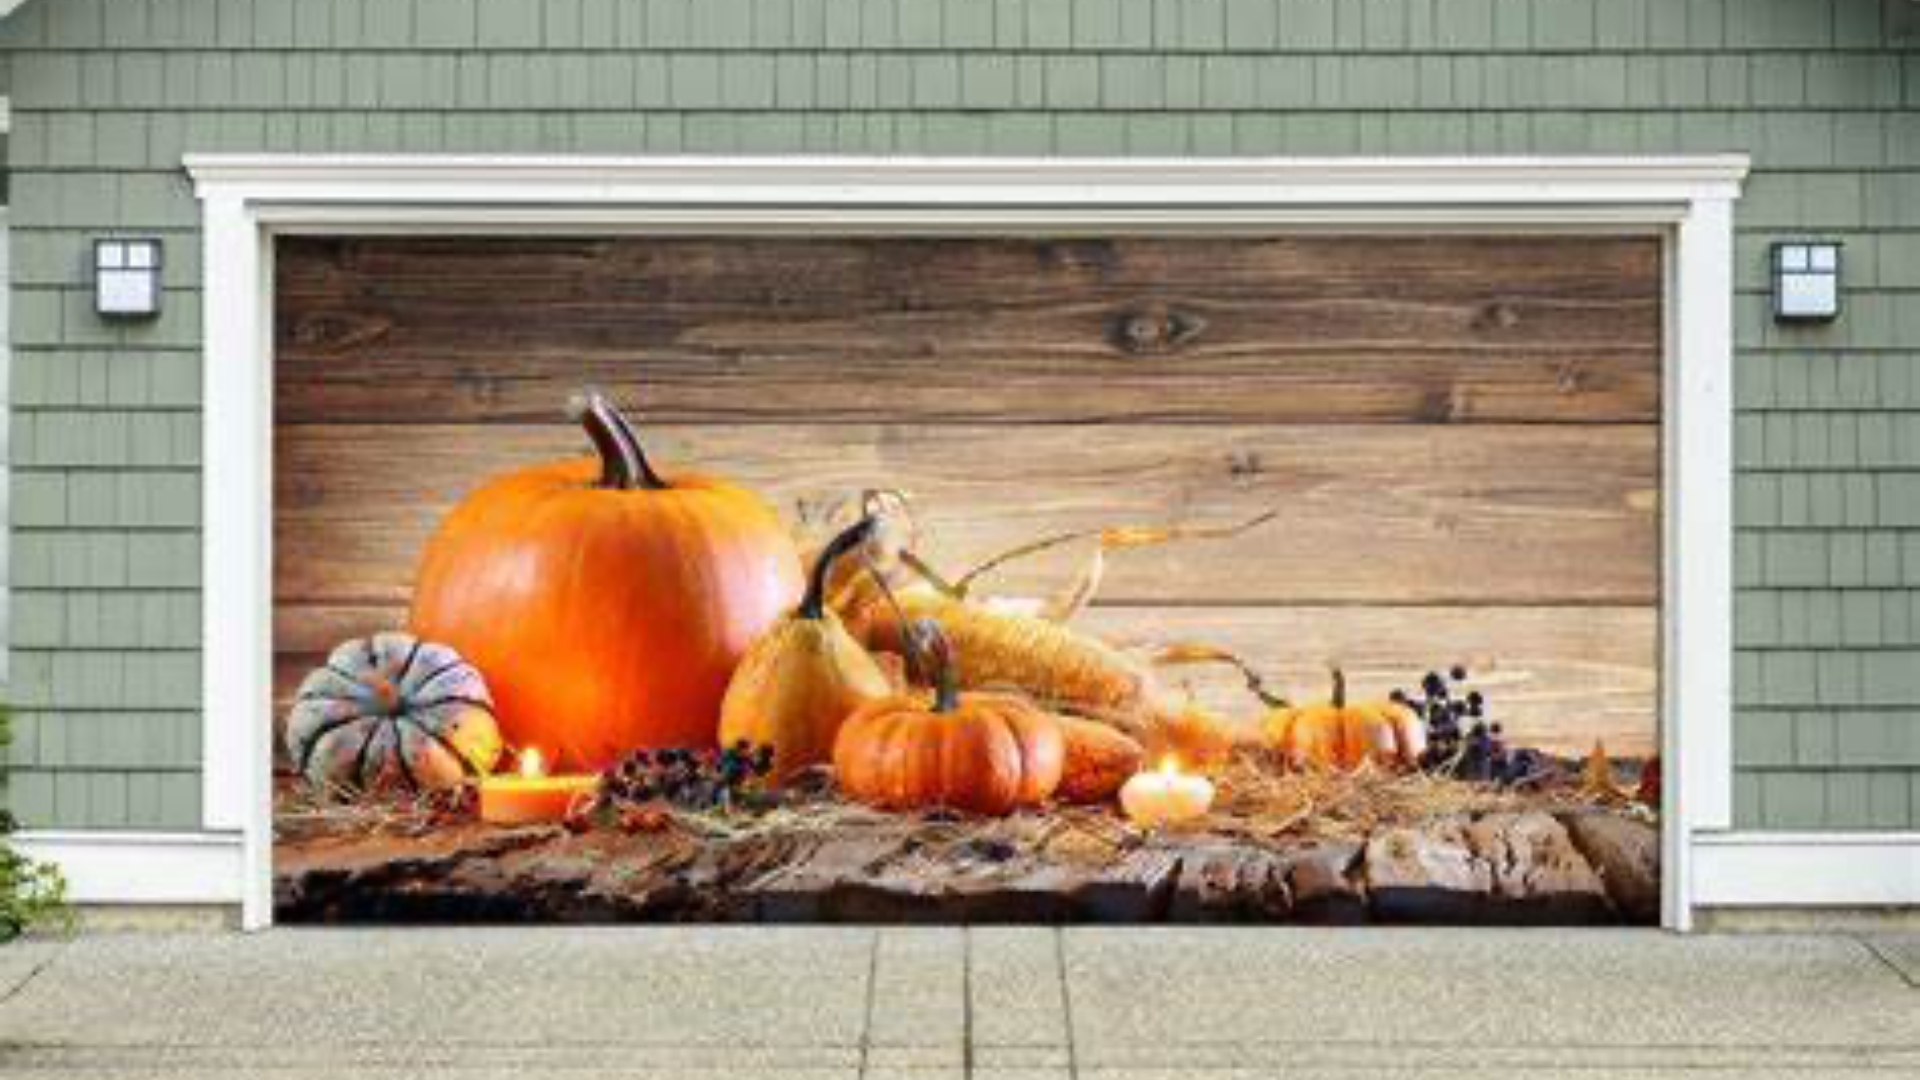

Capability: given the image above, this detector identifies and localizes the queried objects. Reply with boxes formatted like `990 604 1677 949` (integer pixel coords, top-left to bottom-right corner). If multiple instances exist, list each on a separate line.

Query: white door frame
175 154 1752 930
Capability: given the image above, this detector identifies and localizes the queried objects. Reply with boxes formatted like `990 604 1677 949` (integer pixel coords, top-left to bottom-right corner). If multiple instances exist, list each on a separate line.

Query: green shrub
0 704 69 941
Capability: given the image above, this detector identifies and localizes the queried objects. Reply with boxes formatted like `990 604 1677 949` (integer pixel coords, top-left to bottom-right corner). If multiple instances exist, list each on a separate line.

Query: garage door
271 234 1661 923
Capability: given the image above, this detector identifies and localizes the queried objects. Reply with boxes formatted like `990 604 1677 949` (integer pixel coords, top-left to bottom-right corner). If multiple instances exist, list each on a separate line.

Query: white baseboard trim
11 830 245 906
12 828 1915 915
1692 831 1920 908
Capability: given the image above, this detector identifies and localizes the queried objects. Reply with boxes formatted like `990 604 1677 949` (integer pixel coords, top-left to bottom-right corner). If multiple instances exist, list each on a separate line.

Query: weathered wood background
274 235 1661 755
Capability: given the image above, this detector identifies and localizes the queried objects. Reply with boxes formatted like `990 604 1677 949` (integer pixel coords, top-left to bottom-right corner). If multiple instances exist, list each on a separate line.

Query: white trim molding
173 154 1752 930
1693 833 1920 908
182 153 1750 208
12 831 245 906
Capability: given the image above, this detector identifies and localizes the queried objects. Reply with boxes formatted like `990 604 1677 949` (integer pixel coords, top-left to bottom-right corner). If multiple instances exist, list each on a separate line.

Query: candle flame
519 746 546 778
1157 755 1182 776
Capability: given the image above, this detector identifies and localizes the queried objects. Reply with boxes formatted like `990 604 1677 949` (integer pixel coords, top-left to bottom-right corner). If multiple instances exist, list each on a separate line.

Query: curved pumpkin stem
906 618 961 713
802 516 877 620
570 390 669 491
1330 668 1347 708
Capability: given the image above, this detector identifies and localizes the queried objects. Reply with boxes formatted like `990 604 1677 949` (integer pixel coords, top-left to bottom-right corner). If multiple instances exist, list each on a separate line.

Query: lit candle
1119 757 1215 828
478 747 599 826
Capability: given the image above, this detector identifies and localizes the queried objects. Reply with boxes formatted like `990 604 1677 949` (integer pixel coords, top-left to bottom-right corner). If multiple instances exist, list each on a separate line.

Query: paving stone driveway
1 927 1915 1078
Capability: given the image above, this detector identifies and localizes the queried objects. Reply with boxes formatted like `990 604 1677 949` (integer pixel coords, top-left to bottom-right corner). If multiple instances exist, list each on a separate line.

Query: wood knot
1554 361 1588 394
1109 305 1207 355
1415 388 1470 423
1472 302 1522 332
284 311 392 353
1227 450 1264 478
1040 240 1120 275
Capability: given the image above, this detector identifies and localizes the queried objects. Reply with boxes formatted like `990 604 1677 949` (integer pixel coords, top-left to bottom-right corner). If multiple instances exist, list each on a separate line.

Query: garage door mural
271 235 1662 924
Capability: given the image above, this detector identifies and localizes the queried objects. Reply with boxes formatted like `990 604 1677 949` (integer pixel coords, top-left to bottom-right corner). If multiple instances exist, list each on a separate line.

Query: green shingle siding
0 0 1903 53
3 0 1917 831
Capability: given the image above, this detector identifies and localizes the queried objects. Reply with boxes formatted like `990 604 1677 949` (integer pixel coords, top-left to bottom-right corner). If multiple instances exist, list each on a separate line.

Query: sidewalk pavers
0 927 1913 1079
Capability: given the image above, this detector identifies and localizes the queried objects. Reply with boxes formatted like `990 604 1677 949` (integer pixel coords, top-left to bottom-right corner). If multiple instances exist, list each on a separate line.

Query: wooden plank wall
273 235 1661 756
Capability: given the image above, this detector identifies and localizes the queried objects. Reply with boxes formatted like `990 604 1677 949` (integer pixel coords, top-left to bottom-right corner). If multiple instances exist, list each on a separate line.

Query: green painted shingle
5 0 1918 831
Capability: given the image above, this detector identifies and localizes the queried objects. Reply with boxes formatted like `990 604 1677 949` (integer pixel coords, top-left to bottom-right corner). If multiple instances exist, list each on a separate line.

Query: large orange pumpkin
833 621 1065 816
410 392 803 771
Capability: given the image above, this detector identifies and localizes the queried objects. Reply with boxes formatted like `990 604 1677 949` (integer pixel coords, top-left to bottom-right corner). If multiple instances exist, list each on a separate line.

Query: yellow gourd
719 517 895 783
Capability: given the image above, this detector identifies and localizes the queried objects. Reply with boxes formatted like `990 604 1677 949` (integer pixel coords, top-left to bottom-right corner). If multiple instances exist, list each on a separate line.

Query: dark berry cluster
1393 666 1545 786
601 741 776 810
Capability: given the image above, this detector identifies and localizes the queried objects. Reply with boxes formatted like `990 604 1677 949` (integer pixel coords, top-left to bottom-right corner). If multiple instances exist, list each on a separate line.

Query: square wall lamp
94 237 164 319
1771 240 1841 324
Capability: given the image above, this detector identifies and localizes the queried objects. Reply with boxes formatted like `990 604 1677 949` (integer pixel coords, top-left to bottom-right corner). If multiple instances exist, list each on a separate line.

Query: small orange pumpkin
410 392 803 771
1264 669 1425 772
833 620 1065 816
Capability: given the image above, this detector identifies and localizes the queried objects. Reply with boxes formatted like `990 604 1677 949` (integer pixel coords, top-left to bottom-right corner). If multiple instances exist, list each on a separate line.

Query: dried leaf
952 509 1279 599
1040 546 1105 623
1151 641 1289 708
1581 741 1629 802
1153 641 1246 667
1636 755 1662 807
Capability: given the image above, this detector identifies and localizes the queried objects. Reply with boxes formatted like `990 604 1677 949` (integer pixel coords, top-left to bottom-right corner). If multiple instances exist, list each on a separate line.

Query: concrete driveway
1 927 1915 1078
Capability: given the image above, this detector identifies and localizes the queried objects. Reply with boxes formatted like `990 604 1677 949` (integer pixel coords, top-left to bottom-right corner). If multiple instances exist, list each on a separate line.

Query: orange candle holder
478 747 599 825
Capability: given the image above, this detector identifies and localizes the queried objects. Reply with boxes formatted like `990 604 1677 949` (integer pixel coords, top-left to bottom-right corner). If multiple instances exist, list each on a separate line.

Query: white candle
1119 758 1215 827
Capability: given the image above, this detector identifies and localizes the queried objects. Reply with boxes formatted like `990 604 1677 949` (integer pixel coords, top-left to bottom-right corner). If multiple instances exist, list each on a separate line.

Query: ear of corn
857 588 1156 719
805 496 1282 746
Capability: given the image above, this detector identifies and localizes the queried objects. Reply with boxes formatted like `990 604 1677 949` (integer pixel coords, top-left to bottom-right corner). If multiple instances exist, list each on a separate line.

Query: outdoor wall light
94 237 164 318
1771 241 1841 323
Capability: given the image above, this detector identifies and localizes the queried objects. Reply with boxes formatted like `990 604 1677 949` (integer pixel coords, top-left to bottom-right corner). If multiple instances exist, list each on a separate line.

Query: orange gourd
1053 714 1145 804
1140 700 1246 774
1264 669 1426 772
410 392 803 771
833 621 1065 816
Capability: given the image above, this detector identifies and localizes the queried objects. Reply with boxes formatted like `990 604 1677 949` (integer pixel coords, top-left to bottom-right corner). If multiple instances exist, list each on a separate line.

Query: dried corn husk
811 498 1278 731
861 587 1155 718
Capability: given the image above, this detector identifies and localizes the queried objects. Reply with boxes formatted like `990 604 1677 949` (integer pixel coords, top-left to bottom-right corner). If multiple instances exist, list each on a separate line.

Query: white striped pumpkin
286 632 503 793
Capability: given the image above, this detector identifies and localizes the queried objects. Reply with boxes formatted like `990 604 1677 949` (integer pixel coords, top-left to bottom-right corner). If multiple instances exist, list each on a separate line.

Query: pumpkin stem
1330 668 1347 708
802 516 877 620
570 390 669 491
907 618 961 713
